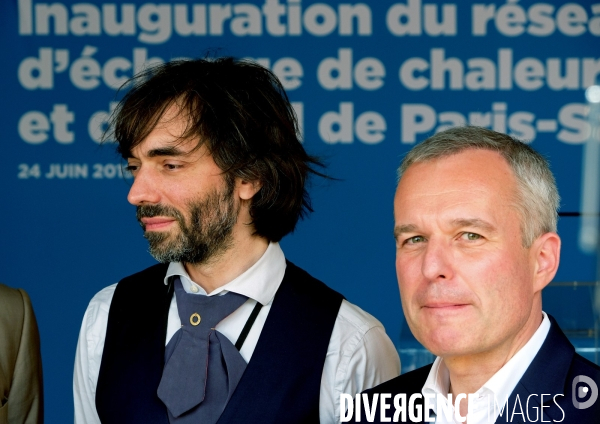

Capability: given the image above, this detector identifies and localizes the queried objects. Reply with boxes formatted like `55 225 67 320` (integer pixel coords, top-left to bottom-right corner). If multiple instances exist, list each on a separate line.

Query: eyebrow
393 224 417 239
393 219 496 239
450 218 496 233
146 146 188 158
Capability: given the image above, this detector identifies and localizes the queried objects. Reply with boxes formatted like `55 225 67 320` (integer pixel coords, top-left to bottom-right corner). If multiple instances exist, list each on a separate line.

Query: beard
136 184 239 265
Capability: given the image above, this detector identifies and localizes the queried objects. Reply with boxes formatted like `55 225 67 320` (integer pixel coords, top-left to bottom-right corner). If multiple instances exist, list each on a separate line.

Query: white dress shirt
421 312 551 424
74 243 400 424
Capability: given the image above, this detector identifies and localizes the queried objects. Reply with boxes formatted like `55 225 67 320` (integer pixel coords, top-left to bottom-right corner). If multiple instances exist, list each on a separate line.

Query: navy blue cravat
157 278 248 423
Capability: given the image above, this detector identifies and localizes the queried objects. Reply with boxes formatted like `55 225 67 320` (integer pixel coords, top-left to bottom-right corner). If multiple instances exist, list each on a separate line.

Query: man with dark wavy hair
74 57 399 424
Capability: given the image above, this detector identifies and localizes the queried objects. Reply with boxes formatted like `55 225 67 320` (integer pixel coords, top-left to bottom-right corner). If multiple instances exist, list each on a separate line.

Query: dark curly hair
109 57 324 242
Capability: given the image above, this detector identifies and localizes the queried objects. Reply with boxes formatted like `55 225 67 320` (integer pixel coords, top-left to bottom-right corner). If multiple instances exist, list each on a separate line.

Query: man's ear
531 232 561 293
236 178 262 201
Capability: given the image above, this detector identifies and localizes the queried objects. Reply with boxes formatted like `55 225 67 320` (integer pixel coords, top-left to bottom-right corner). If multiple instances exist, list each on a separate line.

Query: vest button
190 313 201 326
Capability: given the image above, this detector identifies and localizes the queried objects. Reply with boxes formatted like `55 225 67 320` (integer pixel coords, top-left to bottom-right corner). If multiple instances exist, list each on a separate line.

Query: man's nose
421 239 454 282
127 169 161 205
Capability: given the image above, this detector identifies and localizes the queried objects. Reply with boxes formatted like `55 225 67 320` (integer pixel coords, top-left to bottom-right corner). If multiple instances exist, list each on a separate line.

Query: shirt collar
423 356 450 398
421 357 449 418
481 311 551 402
163 242 286 306
422 312 551 412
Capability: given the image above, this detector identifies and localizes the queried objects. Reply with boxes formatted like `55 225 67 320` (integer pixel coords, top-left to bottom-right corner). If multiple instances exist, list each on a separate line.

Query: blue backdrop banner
1 0 599 422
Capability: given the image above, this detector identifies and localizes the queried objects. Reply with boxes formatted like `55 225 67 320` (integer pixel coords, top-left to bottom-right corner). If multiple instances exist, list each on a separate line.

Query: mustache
136 204 184 226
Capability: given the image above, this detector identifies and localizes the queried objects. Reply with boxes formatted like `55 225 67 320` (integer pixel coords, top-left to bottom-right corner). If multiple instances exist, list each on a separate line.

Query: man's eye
164 164 182 170
461 232 482 241
125 164 138 172
405 236 425 245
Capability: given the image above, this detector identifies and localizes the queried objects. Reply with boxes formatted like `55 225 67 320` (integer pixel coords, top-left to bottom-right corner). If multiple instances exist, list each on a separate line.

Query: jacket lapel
497 315 574 424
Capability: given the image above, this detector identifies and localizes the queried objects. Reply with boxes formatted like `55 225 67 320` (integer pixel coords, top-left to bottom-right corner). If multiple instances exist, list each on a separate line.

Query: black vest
96 261 344 424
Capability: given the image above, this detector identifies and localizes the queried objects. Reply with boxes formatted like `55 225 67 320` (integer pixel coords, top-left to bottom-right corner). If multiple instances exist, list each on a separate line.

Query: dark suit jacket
354 315 600 423
0 284 43 424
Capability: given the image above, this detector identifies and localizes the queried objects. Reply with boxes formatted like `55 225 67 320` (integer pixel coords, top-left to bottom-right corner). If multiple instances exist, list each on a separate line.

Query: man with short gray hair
351 126 599 423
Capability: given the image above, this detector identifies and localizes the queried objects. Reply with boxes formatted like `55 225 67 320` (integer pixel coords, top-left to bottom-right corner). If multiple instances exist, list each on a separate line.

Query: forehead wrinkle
142 102 199 148
134 120 205 160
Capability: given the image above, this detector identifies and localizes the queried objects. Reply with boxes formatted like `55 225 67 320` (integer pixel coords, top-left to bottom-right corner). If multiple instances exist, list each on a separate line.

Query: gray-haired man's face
393 149 560 360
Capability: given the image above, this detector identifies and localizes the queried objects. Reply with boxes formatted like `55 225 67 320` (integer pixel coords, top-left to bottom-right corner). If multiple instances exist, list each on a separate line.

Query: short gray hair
398 126 560 247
